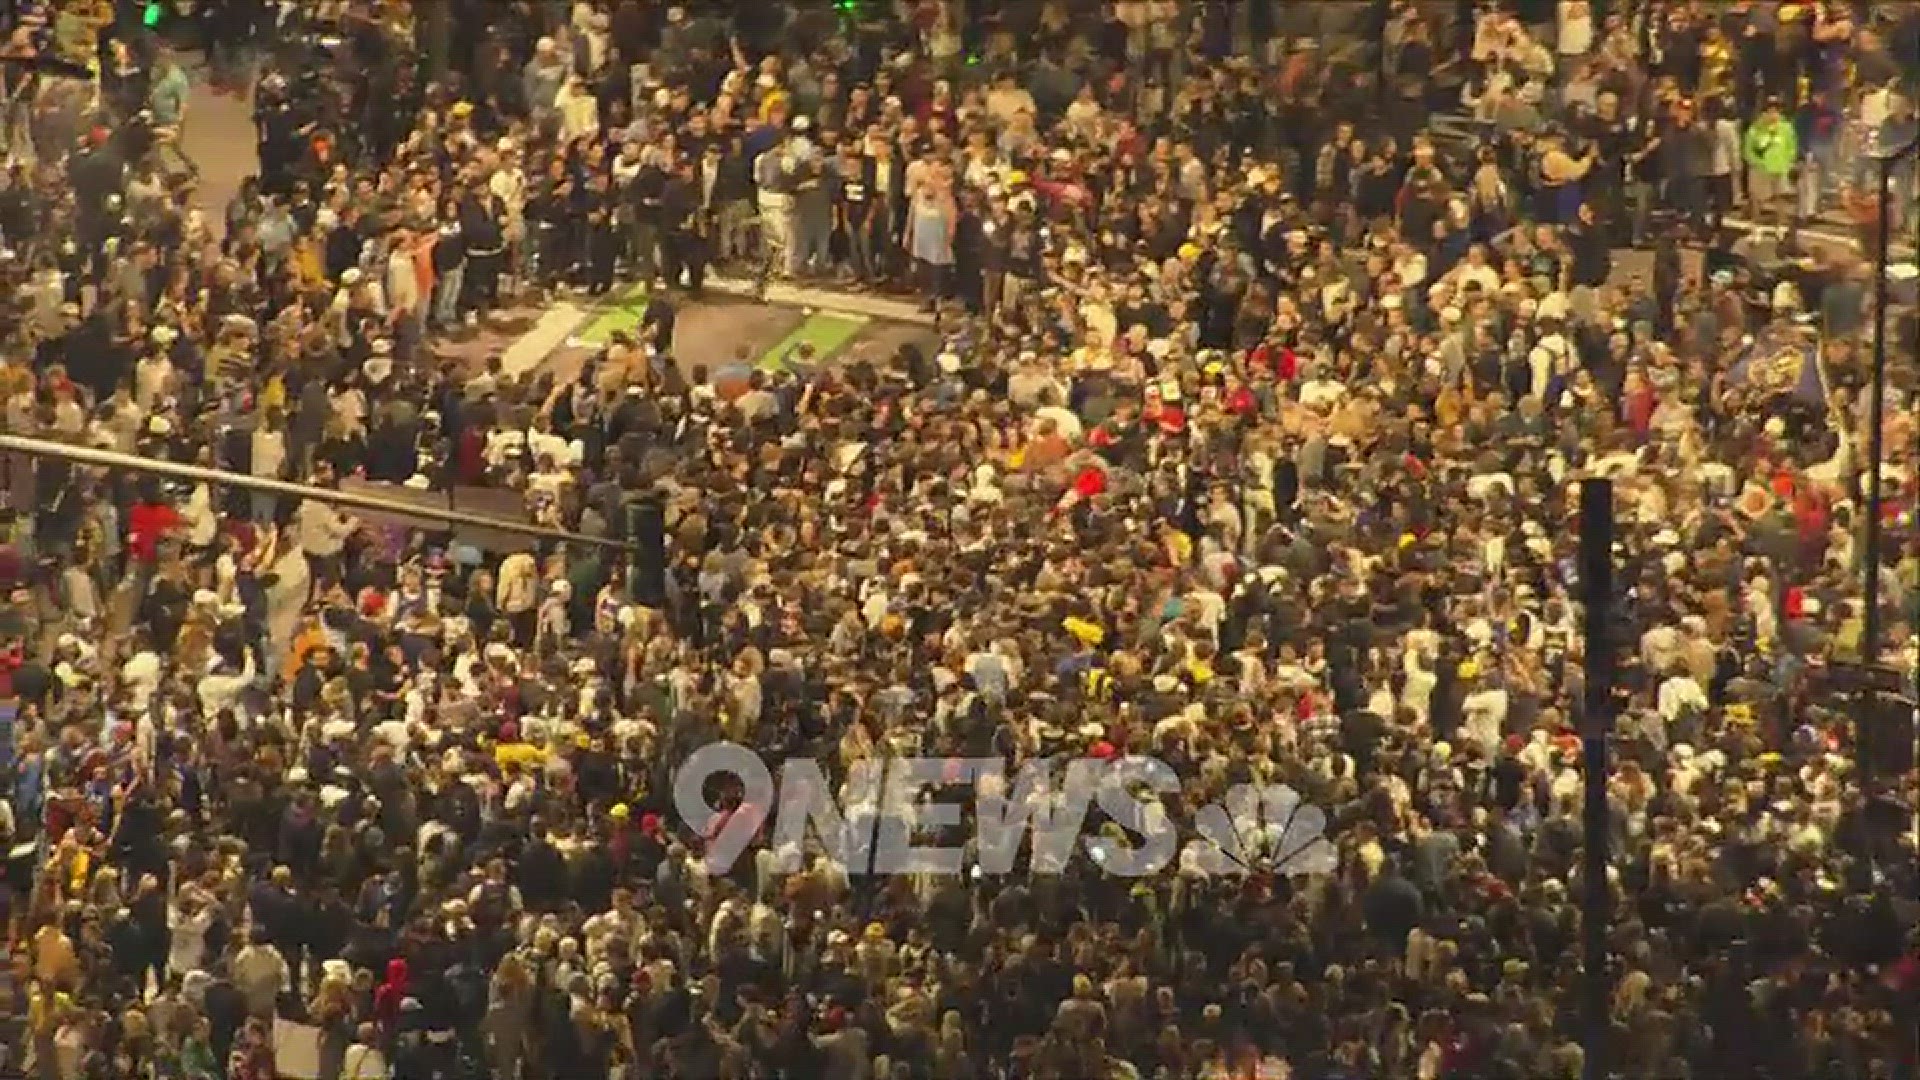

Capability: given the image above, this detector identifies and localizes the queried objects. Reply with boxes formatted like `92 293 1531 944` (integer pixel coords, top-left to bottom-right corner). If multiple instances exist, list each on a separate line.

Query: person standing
1556 0 1593 62
641 289 678 358
1743 98 1798 225
660 157 708 296
1622 111 1664 247
147 57 191 134
754 129 794 277
834 140 877 286
788 132 834 279
430 199 466 331
904 165 957 311
522 37 570 133
625 142 667 287
461 191 507 322
708 137 755 267
584 174 621 296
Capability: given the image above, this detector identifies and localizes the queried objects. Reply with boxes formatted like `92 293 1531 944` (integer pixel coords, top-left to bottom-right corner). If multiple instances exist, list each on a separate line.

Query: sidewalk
1724 213 1918 260
491 274 936 381
703 275 937 326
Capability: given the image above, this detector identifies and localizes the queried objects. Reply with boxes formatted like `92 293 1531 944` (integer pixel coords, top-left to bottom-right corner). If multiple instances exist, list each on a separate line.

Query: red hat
640 812 662 835
1089 740 1117 760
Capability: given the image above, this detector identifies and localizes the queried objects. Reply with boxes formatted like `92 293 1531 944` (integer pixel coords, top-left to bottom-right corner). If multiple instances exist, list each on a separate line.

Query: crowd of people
3 0 1920 1078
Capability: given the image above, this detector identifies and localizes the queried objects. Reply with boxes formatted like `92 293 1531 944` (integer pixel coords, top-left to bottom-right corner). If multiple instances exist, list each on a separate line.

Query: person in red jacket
126 483 183 566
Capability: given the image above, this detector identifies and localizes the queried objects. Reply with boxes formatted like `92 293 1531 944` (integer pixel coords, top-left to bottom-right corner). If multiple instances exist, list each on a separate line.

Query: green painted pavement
757 311 869 371
573 283 650 346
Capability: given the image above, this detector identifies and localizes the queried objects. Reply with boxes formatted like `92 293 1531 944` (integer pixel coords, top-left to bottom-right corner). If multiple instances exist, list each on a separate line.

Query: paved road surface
172 58 938 378
174 54 258 233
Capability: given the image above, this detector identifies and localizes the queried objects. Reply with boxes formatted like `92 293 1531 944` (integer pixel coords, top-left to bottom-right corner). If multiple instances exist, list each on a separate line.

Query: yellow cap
1063 617 1105 647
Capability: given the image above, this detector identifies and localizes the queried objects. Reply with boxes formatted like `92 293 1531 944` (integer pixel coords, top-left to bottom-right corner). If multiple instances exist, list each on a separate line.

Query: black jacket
711 150 753 206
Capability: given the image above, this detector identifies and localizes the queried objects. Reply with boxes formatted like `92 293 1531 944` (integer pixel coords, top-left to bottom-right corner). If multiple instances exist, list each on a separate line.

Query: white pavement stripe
704 276 935 325
501 303 588 377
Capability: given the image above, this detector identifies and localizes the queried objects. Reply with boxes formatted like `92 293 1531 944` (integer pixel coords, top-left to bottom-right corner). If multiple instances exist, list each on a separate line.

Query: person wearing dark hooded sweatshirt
392 1016 467 1080
1363 854 1424 954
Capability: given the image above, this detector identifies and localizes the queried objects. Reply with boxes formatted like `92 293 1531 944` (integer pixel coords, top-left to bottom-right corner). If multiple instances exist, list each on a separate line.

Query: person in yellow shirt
27 980 74 1078
31 921 79 992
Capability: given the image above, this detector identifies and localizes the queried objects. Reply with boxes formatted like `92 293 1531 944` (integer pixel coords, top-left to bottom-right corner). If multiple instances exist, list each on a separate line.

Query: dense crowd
3 1 1920 1079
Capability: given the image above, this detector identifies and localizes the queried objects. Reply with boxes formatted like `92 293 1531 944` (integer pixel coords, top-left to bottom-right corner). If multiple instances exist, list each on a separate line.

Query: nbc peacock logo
1183 783 1338 876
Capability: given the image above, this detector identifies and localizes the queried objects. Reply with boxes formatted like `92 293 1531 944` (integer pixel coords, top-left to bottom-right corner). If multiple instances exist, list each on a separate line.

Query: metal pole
1578 477 1615 1080
0 433 632 553
1857 152 1893 807
1911 190 1920 926
1864 152 1891 673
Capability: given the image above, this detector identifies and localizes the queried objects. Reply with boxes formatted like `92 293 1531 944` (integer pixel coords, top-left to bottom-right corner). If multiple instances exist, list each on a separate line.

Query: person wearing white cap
788 120 834 278
755 128 796 276
523 37 570 128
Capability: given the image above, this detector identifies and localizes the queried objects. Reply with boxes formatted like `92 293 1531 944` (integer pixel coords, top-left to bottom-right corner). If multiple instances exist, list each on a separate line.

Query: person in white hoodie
197 646 256 719
298 493 360 564
556 74 599 142
232 931 289 1018
496 551 540 645
167 892 216 980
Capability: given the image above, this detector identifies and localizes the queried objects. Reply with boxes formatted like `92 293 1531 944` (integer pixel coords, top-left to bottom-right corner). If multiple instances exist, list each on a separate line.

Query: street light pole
1860 127 1918 737
1863 148 1891 674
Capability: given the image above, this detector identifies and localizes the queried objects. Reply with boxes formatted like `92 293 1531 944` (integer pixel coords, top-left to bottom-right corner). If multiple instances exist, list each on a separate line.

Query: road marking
757 311 870 371
569 283 652 347
502 303 589 379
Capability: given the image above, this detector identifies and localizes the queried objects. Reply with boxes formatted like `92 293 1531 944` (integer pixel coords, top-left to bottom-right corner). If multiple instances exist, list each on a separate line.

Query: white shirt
297 499 358 558
134 355 175 410
197 650 257 717
497 552 540 614
527 426 583 468
183 483 218 546
387 248 420 313
490 166 528 218
1657 674 1709 721
558 85 600 142
251 427 287 479
340 1044 390 1080
168 905 215 975
1557 0 1594 55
